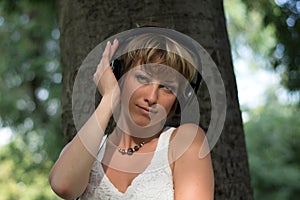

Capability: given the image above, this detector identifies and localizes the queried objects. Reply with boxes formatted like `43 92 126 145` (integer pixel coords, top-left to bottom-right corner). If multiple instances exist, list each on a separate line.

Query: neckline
97 127 174 195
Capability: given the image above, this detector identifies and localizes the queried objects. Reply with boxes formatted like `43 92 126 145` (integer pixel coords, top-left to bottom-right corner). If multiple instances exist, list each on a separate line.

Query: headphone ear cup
175 71 202 114
111 59 125 80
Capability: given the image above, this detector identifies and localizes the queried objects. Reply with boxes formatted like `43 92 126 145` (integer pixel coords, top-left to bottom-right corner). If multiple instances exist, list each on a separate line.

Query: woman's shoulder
170 123 214 199
169 123 209 162
171 123 206 144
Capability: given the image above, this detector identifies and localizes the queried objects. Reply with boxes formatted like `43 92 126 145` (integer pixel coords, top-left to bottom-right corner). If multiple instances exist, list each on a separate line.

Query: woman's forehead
136 64 180 83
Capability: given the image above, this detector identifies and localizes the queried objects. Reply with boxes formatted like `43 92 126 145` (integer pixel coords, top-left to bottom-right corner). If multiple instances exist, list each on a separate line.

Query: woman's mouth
136 105 157 115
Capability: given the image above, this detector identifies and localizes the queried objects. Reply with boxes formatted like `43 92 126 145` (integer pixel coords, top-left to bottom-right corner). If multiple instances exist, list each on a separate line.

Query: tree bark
57 0 253 199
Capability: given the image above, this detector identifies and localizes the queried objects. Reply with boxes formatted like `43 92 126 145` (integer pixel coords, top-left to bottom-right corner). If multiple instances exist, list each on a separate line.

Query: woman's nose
144 84 159 105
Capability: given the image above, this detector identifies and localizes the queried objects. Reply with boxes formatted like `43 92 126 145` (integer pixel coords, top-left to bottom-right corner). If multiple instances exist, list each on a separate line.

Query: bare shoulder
169 123 214 200
169 123 207 160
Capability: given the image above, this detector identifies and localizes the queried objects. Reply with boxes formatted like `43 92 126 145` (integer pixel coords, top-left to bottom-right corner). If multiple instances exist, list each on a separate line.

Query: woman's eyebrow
161 79 176 83
157 78 179 87
138 67 153 76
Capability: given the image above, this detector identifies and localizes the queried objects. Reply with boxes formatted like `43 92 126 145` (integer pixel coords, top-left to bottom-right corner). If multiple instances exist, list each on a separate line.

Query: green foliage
0 135 60 200
0 0 63 199
245 96 300 199
224 1 300 198
224 0 276 71
241 0 300 94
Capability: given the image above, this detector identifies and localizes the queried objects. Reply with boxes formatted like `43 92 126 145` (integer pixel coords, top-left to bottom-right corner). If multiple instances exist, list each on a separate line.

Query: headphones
109 27 202 112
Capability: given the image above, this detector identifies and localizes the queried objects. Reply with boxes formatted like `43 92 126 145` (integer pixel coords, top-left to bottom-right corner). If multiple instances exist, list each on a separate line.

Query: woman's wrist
95 93 119 120
102 92 119 111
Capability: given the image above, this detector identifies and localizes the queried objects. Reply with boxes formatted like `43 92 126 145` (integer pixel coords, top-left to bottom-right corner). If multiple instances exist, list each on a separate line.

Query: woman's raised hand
93 39 119 97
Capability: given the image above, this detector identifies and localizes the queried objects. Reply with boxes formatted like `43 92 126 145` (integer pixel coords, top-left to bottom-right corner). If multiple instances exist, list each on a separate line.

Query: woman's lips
136 105 157 115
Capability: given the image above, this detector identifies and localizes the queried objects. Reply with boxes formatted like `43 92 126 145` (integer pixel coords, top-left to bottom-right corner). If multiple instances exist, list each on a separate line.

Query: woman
49 28 214 200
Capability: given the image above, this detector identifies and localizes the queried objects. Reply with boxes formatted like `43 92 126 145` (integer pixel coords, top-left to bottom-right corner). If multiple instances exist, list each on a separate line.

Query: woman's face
120 64 178 127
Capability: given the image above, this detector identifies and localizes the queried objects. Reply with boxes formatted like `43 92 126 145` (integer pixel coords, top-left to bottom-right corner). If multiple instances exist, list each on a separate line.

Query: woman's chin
132 118 152 127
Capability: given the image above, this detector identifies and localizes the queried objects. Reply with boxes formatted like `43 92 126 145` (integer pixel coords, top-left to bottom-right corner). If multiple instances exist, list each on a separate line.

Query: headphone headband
110 27 202 97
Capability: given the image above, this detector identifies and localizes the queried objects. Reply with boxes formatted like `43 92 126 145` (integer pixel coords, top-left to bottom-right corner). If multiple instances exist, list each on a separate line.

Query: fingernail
107 41 111 45
113 38 118 44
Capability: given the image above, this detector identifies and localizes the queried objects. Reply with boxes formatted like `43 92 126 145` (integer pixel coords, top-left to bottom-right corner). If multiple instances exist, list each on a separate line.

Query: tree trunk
57 0 253 199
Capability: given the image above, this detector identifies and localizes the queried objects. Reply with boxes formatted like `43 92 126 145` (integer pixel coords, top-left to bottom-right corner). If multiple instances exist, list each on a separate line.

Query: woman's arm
49 39 119 199
172 124 214 200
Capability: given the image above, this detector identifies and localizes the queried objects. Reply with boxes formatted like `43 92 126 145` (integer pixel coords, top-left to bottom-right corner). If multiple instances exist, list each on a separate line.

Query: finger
100 41 112 68
102 41 111 58
110 38 119 59
93 71 100 85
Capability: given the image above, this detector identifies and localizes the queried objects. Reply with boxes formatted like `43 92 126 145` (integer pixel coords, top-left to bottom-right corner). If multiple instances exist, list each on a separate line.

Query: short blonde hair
121 33 196 83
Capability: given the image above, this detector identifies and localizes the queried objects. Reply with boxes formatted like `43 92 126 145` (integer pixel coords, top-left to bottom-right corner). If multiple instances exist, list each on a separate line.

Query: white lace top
79 127 176 200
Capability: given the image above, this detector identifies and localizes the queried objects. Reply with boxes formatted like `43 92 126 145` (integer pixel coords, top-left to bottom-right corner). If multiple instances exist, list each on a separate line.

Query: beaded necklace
118 141 145 155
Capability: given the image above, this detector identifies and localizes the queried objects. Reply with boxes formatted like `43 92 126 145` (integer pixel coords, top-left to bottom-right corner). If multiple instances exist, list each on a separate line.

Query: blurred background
0 0 299 199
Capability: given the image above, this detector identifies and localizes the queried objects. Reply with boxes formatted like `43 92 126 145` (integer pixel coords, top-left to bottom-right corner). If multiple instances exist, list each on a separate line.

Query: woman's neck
112 126 162 149
114 114 165 148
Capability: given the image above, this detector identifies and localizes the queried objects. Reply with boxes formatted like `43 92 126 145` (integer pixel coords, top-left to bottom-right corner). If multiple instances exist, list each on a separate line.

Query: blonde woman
49 28 214 200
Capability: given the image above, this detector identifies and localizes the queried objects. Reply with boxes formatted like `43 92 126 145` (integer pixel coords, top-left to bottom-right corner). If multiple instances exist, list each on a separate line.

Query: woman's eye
136 75 150 84
161 85 176 94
